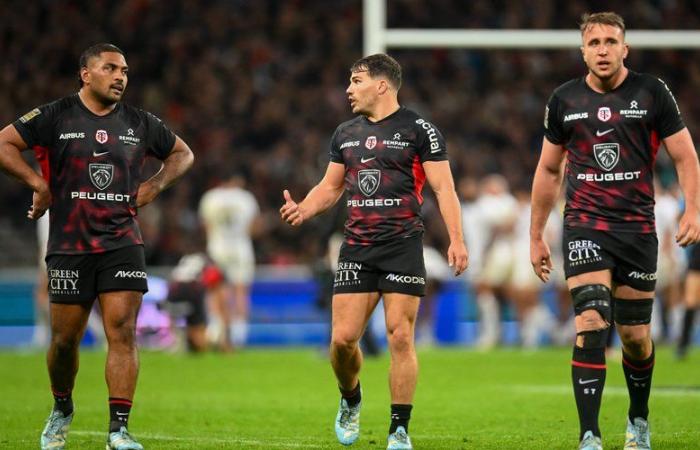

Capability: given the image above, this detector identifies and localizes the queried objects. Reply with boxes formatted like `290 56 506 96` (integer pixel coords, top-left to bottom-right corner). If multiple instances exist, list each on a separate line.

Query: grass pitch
1 347 698 449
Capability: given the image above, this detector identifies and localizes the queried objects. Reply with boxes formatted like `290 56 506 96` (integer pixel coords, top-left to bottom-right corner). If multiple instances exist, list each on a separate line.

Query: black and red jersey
13 94 176 256
544 71 685 233
329 107 448 245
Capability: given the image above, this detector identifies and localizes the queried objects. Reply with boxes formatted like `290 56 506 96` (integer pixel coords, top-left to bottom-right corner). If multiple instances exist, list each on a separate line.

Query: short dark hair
350 53 402 90
579 12 626 36
78 43 125 87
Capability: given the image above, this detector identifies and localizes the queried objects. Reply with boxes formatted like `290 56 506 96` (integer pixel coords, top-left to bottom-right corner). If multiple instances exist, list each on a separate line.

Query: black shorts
46 245 148 304
563 227 658 292
165 281 207 327
333 235 426 297
688 244 700 271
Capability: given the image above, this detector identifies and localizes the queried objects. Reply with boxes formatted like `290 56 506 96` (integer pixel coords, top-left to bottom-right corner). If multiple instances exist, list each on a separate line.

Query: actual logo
365 136 377 150
95 129 109 144
597 107 611 122
358 169 380 197
89 163 114 190
593 143 620 171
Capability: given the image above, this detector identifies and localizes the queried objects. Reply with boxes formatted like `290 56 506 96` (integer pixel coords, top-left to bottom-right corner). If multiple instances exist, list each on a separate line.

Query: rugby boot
335 397 361 445
106 426 144 450
578 430 603 450
387 426 412 450
624 417 651 450
41 410 73 450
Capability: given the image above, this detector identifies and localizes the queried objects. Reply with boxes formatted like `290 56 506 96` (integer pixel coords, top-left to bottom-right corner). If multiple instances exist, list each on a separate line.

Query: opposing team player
199 172 260 350
280 54 467 450
530 13 700 450
0 43 194 450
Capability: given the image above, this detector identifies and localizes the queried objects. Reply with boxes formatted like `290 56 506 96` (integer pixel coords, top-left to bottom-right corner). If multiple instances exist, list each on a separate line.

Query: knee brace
613 297 653 325
571 284 612 348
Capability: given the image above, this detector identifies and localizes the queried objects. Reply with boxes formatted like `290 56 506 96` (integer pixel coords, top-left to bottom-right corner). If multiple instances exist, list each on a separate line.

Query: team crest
597 107 611 122
95 129 109 144
89 163 114 190
358 169 381 197
365 136 377 150
593 143 620 171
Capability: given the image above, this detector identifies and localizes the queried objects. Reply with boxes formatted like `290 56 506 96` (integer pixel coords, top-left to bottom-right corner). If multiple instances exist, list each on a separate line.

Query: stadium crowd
1 0 700 268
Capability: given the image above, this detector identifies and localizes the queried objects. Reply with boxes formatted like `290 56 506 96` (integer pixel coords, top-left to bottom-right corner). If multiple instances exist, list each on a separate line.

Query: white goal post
364 0 700 54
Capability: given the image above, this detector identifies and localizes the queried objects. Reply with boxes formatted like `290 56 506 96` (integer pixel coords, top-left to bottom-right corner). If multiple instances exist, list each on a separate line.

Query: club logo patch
593 143 620 171
95 129 108 144
89 163 114 190
365 136 377 150
358 169 380 197
597 107 611 122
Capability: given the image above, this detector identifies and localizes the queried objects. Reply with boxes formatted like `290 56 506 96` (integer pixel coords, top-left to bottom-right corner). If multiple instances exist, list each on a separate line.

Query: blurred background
1 0 700 353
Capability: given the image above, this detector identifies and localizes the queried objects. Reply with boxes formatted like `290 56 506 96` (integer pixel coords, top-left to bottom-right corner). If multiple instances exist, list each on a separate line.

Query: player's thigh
567 270 612 330
685 271 700 307
383 292 420 334
331 292 381 343
49 303 92 342
613 284 653 343
98 290 143 337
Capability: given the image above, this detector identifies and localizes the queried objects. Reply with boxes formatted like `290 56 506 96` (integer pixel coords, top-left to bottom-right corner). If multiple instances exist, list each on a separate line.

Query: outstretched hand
280 189 304 226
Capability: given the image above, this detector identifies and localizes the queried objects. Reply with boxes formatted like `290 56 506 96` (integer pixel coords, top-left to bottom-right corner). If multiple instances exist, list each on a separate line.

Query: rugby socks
571 346 606 439
678 307 697 354
340 380 361 408
389 404 412 434
109 397 133 432
52 387 73 416
622 345 655 422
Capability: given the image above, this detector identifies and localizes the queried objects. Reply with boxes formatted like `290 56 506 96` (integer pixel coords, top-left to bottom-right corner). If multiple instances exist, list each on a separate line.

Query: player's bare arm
423 160 468 276
280 162 345 226
136 135 194 208
664 127 700 246
530 137 566 282
0 125 51 219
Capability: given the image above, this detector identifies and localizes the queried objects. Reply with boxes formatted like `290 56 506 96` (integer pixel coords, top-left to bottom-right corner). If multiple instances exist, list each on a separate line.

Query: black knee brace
614 297 653 325
571 284 612 348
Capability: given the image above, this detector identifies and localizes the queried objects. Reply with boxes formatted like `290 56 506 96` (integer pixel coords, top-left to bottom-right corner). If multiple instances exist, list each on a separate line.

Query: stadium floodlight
364 0 700 54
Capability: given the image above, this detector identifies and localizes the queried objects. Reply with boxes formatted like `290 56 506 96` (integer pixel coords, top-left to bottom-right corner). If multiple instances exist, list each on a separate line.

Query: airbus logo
59 132 85 140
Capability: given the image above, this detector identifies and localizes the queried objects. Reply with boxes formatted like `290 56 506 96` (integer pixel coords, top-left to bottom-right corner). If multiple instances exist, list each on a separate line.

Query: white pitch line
71 431 326 448
510 384 700 397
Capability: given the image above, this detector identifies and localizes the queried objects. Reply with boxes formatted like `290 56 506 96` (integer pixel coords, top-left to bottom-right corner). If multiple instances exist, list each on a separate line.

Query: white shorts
208 244 255 284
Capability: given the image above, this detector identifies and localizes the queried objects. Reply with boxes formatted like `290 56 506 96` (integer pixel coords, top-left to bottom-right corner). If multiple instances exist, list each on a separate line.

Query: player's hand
280 189 304 226
530 237 553 282
676 209 700 247
27 183 51 220
447 240 468 276
136 181 160 208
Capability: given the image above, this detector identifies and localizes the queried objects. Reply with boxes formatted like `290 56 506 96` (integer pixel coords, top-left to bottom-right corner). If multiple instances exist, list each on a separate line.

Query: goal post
364 0 700 54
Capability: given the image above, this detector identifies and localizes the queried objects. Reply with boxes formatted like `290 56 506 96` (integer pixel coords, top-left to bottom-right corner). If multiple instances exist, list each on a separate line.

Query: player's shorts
165 281 207 327
46 245 148 304
562 227 658 292
208 243 255 284
333 235 426 297
687 243 700 271
477 238 514 286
